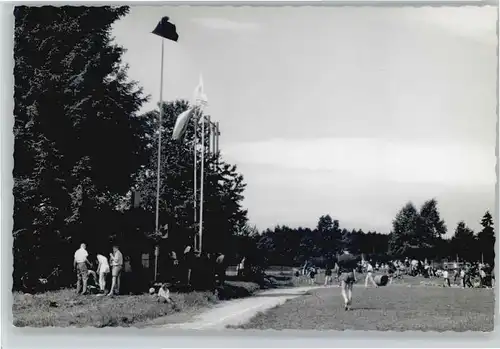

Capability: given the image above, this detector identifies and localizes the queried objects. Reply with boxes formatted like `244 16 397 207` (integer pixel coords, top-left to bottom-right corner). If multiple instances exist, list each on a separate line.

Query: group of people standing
442 262 494 288
362 257 494 288
165 247 227 288
73 243 124 296
302 257 383 289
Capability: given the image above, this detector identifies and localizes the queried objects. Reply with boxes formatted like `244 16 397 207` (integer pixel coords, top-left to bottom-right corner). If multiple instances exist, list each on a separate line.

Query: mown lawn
14 269 476 329
236 284 495 331
13 280 261 328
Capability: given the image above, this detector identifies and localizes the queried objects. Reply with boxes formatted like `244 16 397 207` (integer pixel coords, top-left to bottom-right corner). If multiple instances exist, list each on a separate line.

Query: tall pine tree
451 221 477 262
418 199 447 258
477 211 495 266
388 202 420 258
13 6 148 289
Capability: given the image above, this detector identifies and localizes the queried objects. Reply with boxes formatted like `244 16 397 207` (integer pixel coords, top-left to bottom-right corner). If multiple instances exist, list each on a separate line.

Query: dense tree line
13 6 247 290
248 199 495 268
236 215 390 268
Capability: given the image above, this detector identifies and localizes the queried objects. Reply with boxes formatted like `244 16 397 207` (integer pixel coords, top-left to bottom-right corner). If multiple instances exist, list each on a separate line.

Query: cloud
227 142 494 234
235 160 494 234
192 17 261 31
223 138 495 187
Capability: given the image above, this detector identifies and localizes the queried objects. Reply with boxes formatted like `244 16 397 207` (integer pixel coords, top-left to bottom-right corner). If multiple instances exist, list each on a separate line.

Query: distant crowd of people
294 251 495 311
372 257 495 289
296 256 495 289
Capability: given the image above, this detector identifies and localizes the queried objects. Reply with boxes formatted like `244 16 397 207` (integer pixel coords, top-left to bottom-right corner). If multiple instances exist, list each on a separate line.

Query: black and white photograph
10 4 496 331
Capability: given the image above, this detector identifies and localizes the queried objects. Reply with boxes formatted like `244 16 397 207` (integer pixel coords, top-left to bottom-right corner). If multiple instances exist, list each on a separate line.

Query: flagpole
154 39 165 281
151 16 178 281
199 110 205 253
193 112 198 251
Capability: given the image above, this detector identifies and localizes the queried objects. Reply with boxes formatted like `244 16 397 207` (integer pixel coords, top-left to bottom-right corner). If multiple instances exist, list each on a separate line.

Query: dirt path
158 286 322 330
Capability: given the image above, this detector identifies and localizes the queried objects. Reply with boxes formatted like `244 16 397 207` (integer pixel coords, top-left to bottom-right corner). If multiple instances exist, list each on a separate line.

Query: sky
112 6 497 235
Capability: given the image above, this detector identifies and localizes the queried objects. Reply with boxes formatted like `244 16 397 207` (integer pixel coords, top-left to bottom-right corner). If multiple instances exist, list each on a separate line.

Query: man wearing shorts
108 244 123 296
337 249 358 311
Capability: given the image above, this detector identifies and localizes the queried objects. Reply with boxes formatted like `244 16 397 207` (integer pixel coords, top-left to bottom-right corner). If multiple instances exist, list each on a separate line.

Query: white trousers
99 271 109 291
365 272 376 287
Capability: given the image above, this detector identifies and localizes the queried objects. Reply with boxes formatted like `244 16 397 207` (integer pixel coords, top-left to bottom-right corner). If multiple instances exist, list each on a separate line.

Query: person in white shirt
73 243 90 295
157 283 173 304
96 254 110 293
442 269 451 287
108 245 123 296
478 264 487 287
411 259 418 275
364 261 378 288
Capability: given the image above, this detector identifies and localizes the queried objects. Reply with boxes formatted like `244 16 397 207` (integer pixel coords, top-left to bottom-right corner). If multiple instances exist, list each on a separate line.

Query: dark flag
152 16 179 42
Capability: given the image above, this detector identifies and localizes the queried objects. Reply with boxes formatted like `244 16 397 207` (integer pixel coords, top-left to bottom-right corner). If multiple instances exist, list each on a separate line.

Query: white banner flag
172 107 196 141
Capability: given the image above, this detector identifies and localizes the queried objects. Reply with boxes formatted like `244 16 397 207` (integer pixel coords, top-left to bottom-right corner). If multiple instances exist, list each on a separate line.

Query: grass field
12 270 298 328
14 267 494 330
236 283 495 331
13 280 262 327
